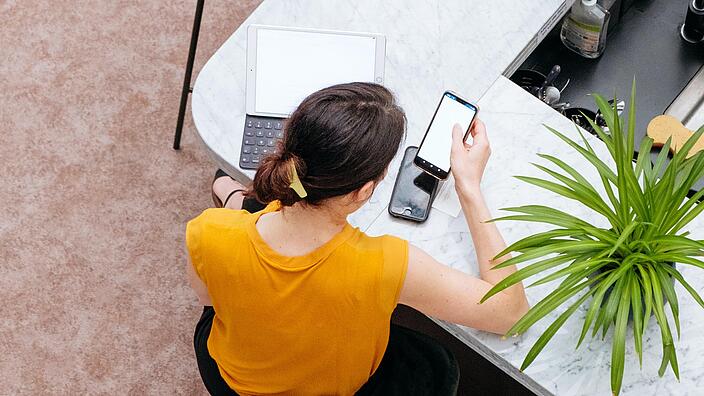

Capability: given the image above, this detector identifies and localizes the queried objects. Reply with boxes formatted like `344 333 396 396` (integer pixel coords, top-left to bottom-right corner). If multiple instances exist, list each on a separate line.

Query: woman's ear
354 180 376 203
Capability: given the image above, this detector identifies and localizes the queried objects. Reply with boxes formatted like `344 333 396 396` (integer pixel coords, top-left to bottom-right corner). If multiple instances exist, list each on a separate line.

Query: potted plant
481 81 704 396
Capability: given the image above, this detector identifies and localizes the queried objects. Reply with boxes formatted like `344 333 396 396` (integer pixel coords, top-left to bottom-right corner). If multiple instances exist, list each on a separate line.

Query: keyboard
239 115 285 170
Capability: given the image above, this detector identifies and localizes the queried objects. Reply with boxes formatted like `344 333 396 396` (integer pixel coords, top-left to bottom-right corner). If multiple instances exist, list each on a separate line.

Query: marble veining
365 77 704 396
191 0 567 230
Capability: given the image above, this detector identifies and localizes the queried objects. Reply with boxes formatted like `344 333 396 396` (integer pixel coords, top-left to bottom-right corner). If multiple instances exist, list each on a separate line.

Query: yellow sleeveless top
186 202 408 395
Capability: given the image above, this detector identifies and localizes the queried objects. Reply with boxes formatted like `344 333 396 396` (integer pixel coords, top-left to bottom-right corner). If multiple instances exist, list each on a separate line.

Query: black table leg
174 0 205 150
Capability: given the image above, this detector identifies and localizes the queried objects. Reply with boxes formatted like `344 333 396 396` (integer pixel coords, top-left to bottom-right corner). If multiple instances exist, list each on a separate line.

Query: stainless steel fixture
666 66 704 131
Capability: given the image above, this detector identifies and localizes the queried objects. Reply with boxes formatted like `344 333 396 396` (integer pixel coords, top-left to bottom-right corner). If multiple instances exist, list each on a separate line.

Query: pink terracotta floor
1 1 261 393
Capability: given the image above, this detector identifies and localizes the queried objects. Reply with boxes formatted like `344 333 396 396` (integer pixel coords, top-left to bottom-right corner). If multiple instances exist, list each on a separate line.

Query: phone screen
389 146 438 222
416 92 477 178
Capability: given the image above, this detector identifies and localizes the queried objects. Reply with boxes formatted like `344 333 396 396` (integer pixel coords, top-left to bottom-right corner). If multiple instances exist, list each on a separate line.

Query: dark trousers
194 307 459 396
194 306 239 396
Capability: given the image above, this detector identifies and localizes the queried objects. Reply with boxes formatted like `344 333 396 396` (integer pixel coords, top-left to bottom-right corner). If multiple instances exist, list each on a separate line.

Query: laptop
240 25 386 169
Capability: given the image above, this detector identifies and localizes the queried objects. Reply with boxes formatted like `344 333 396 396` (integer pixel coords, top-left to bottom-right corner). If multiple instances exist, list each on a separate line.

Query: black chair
356 324 460 395
173 0 205 150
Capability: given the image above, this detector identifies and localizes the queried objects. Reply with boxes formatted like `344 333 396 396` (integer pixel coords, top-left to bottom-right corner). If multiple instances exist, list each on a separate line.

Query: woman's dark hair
250 82 406 206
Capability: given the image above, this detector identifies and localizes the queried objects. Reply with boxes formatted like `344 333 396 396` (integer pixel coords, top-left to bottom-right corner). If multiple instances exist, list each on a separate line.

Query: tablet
246 25 386 118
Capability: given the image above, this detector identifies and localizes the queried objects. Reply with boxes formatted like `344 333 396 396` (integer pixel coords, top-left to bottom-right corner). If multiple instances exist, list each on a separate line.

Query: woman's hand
450 118 491 197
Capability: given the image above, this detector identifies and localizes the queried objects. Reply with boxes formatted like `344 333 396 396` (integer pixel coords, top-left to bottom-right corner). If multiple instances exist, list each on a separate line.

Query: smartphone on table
388 146 439 222
414 91 479 180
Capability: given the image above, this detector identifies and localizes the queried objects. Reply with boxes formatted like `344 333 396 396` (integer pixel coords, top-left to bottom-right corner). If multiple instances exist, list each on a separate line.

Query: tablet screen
254 29 378 116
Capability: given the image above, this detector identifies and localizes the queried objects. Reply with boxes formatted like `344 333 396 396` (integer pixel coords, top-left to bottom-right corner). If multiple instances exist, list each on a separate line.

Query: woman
186 83 529 395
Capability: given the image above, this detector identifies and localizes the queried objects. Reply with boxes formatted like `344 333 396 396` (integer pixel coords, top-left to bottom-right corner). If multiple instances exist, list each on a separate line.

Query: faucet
681 0 704 43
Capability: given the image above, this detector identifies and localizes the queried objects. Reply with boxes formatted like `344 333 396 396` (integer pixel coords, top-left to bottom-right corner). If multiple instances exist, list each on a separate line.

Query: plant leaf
637 264 653 334
627 78 636 162
543 124 618 183
630 272 644 367
659 347 671 378
664 187 704 234
651 235 704 252
530 162 619 226
481 254 582 302
580 110 615 158
592 93 616 134
673 125 704 164
611 270 631 396
652 137 673 177
514 176 590 207
647 265 676 378
654 264 680 338
635 136 654 179
671 198 704 234
493 229 586 260
661 264 704 309
608 222 638 257
655 254 704 271
576 260 635 346
520 289 594 371
597 272 628 338
527 257 613 288
537 153 596 189
490 241 606 270
505 271 607 337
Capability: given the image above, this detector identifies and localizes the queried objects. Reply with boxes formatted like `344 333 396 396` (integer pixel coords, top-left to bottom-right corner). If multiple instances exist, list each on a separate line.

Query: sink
513 0 704 194
667 66 704 132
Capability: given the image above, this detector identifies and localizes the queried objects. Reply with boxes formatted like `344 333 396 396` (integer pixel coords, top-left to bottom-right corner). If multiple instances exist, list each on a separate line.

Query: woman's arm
187 260 212 306
399 245 526 335
398 120 528 335
452 120 525 295
457 186 527 306
186 176 247 306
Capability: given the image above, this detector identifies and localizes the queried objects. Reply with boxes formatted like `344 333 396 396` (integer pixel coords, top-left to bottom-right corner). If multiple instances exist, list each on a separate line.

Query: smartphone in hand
414 91 478 180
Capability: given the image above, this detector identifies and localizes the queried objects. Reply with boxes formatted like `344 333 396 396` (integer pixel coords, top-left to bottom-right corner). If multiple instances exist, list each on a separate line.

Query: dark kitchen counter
515 0 703 139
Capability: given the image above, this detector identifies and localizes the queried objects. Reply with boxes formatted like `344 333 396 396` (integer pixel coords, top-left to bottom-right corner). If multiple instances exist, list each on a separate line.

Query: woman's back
188 82 528 395
187 202 407 394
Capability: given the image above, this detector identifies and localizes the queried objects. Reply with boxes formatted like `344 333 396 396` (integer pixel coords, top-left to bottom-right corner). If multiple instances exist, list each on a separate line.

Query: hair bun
249 153 307 206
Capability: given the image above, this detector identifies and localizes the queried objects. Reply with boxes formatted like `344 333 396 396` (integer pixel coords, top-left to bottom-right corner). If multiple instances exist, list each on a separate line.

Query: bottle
560 0 611 59
680 0 704 43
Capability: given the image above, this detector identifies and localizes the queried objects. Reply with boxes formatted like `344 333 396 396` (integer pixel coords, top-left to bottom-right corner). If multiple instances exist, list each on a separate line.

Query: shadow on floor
391 305 536 396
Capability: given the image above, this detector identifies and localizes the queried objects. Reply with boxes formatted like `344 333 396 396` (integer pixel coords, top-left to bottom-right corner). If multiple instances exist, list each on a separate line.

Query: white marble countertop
365 76 704 395
190 1 704 394
191 0 569 191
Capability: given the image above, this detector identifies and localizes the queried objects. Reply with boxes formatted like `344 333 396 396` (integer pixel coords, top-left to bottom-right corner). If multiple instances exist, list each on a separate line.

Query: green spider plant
480 80 704 396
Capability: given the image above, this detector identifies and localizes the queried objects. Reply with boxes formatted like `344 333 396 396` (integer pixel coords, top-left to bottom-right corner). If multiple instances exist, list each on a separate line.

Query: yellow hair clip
289 161 308 198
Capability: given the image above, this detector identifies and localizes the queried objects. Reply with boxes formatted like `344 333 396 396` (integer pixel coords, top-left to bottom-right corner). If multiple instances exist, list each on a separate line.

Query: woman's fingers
451 123 472 152
451 123 466 154
470 118 488 146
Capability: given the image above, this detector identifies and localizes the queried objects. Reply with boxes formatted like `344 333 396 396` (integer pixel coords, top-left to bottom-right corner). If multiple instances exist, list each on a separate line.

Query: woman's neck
255 201 351 257
281 202 348 230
